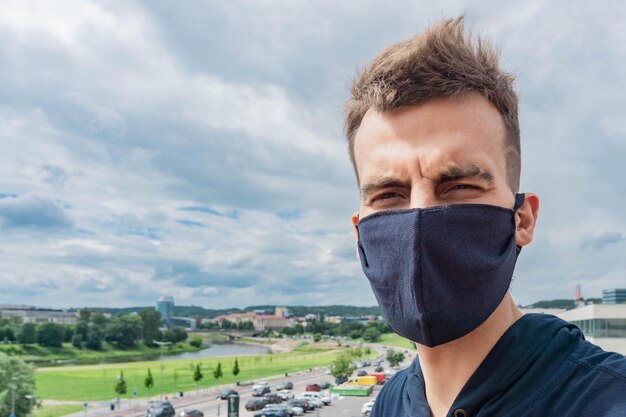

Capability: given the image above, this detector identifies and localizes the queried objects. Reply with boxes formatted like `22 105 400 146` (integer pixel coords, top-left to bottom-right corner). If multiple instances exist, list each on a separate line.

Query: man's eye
372 192 402 202
453 184 474 190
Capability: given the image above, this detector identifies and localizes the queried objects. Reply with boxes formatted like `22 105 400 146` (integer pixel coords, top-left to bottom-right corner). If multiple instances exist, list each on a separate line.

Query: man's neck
417 292 522 417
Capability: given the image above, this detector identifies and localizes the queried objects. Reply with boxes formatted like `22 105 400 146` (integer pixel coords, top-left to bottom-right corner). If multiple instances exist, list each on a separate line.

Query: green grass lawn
34 405 84 417
36 349 342 401
378 333 416 350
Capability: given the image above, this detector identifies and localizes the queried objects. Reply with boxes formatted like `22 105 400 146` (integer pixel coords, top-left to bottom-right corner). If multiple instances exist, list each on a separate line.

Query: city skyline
0 1 625 309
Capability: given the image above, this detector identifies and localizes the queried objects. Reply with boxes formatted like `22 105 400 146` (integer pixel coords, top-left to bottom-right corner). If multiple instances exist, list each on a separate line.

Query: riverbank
0 341 202 367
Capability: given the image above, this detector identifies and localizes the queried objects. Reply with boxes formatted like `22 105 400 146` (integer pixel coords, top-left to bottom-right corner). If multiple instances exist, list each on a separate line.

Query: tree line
281 319 391 343
0 308 188 350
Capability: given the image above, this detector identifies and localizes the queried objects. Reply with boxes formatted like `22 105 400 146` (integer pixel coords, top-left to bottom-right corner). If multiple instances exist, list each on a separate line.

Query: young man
345 18 626 417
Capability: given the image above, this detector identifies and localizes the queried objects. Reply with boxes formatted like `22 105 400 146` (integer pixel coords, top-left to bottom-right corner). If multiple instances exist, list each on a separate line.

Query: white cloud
0 1 624 309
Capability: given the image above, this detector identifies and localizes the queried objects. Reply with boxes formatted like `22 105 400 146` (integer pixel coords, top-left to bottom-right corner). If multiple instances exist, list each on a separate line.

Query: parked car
252 407 290 417
374 365 384 373
252 385 272 396
147 401 175 417
289 399 314 412
356 370 368 377
301 391 331 406
276 381 293 390
305 383 321 392
277 390 294 401
179 410 203 417
318 381 332 390
218 389 239 400
246 399 268 411
264 393 282 404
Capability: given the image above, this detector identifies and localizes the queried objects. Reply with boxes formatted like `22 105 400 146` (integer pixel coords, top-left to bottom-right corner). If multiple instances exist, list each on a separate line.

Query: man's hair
344 17 520 192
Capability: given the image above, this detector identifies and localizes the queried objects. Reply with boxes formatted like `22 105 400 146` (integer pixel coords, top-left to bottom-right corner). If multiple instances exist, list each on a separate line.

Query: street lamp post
10 376 16 417
153 341 172 401
24 395 34 417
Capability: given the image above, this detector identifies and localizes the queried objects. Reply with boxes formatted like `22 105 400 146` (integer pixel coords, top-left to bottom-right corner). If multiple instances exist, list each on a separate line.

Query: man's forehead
353 95 508 177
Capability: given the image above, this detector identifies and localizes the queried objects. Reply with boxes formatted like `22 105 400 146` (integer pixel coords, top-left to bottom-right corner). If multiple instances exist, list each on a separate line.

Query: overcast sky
0 1 624 310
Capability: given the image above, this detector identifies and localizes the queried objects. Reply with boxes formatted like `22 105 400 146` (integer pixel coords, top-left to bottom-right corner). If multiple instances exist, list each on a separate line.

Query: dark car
147 402 175 417
246 399 268 411
335 376 347 385
374 366 384 373
305 384 321 392
253 408 290 417
179 410 203 417
276 381 294 391
218 389 239 400
289 399 312 411
318 381 332 390
356 370 368 377
264 393 282 404
253 386 271 397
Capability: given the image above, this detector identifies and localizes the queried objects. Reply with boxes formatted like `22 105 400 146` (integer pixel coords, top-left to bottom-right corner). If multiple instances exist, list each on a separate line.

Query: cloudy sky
0 1 624 310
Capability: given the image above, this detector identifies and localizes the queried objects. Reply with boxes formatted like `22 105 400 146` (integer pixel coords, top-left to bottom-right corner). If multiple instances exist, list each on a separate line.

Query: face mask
356 194 525 347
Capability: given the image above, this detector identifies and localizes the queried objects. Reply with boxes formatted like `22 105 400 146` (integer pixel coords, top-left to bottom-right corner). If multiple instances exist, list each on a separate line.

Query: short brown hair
344 17 521 192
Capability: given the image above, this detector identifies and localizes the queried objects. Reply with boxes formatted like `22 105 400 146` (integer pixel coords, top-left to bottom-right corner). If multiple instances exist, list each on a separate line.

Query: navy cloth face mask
356 193 525 347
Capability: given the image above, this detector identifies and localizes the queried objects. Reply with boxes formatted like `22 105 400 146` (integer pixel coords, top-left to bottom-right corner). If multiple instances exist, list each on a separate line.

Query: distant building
169 317 196 331
324 316 343 324
0 305 77 325
155 296 196 330
558 304 626 355
275 306 292 318
156 295 174 320
214 312 292 331
602 289 626 304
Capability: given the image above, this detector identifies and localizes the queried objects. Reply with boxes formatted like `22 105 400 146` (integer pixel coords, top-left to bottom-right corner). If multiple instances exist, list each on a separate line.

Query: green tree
213 361 223 380
313 332 322 342
85 323 104 350
78 308 92 323
138 309 162 347
75 321 89 341
62 325 75 343
189 336 203 348
232 358 240 377
19 323 37 344
330 352 356 382
91 312 108 326
386 349 405 367
0 353 36 417
114 371 127 405
105 314 143 348
37 322 64 348
0 326 16 342
144 369 154 395
362 327 381 343
72 333 83 349
193 363 203 392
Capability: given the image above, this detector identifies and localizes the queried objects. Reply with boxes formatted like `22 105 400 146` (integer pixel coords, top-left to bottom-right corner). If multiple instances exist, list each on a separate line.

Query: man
345 18 626 417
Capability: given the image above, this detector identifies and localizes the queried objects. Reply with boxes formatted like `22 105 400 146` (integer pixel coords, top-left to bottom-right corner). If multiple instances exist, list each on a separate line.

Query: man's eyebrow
360 176 411 198
437 164 495 184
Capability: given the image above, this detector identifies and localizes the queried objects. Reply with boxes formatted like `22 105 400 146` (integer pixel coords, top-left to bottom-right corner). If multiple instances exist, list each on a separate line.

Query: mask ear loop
514 193 525 255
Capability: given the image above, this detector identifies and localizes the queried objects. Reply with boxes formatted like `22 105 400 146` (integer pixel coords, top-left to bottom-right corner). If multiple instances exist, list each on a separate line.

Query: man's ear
351 212 360 260
515 192 540 247
351 212 359 242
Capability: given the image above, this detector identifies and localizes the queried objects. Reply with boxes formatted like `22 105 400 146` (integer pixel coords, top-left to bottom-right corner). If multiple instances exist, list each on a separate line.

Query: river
36 342 271 367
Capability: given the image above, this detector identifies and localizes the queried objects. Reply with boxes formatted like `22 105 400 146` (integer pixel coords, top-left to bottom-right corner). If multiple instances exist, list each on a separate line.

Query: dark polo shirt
371 314 626 417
